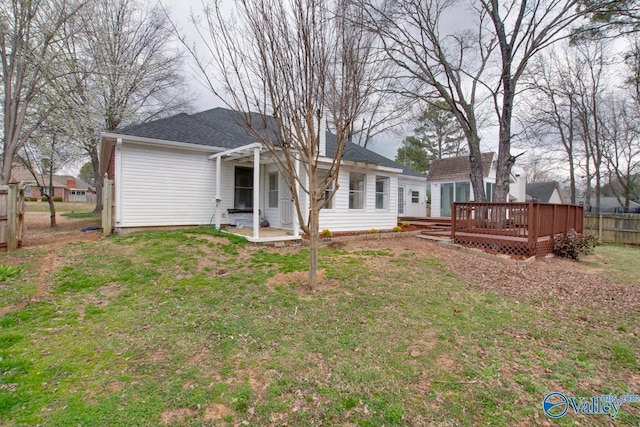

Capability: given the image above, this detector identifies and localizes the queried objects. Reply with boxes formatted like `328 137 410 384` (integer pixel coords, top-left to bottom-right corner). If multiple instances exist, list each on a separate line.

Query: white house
526 181 564 204
99 108 427 241
427 152 526 218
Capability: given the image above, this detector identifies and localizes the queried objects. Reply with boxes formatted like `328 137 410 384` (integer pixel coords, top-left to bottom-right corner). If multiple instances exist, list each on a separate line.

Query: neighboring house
427 152 526 217
526 181 564 204
99 107 427 239
576 196 640 213
10 167 96 202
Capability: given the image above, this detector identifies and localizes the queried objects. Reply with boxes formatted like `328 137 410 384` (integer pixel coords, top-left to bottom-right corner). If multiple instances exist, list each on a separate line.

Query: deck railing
451 202 584 256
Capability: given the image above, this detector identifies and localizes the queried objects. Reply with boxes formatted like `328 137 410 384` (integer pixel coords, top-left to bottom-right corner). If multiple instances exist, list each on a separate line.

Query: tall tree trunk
568 152 576 205
308 204 319 290
48 197 57 228
90 146 103 214
307 171 319 290
467 135 486 202
494 67 516 204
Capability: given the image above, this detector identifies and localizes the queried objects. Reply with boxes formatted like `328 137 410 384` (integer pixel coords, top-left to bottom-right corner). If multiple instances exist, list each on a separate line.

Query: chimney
67 179 76 189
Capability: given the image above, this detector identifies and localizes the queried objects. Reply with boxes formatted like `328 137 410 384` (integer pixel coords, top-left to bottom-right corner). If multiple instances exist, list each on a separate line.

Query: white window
411 190 420 204
268 172 278 208
318 170 334 209
349 173 366 209
375 176 389 209
486 182 495 202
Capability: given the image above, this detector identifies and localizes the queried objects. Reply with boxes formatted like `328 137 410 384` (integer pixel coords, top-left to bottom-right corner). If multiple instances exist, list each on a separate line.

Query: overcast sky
163 0 509 163
163 0 421 161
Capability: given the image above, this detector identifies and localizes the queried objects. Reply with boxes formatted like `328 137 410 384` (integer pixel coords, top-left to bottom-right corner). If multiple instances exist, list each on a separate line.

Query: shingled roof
526 181 562 203
111 107 425 178
427 153 495 182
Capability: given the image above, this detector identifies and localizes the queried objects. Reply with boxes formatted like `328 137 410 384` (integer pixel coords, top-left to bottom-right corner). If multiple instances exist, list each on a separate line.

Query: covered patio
209 143 302 243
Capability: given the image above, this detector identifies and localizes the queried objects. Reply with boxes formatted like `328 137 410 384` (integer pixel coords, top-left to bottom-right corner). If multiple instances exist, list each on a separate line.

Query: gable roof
526 181 563 203
110 107 425 178
427 153 495 182
10 167 94 190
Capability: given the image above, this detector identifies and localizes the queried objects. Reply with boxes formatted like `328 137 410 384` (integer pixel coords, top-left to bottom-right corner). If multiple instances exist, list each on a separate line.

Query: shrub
401 221 411 228
53 196 63 202
370 228 379 234
392 226 402 232
553 230 600 260
321 229 333 238
29 197 38 202
41 196 49 202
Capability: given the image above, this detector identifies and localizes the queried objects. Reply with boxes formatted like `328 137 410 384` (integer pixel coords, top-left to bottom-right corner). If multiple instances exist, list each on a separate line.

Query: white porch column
115 138 123 226
215 156 221 230
253 146 260 239
293 157 300 237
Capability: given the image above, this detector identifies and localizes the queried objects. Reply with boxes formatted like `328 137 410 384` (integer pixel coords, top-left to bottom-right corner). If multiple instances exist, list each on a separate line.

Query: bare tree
358 0 616 203
601 96 640 211
479 0 617 203
57 0 191 213
0 0 85 184
356 0 495 201
571 40 612 213
20 126 79 227
182 0 371 288
521 45 582 203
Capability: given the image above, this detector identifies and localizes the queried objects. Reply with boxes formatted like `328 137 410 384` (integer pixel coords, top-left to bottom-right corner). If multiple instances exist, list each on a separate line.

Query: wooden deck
451 202 583 257
402 203 584 258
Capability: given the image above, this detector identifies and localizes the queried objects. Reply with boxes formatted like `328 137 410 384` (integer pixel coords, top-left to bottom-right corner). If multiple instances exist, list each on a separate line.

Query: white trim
316 157 403 174
253 147 260 238
115 138 123 225
101 132 223 153
208 142 262 160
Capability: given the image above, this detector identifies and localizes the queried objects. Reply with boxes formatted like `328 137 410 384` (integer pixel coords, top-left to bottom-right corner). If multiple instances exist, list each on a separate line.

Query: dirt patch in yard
22 211 101 248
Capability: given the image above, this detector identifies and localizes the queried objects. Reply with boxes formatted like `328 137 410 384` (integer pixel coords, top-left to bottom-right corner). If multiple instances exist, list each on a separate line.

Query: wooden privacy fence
452 202 584 257
0 184 26 251
584 213 640 245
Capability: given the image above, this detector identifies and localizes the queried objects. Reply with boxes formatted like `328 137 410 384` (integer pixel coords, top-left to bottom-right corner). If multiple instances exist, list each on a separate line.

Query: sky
164 0 415 161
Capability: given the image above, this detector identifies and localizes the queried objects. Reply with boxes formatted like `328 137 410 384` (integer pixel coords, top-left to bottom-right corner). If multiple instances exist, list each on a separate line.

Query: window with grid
349 173 366 209
318 170 334 209
268 172 278 208
375 176 389 209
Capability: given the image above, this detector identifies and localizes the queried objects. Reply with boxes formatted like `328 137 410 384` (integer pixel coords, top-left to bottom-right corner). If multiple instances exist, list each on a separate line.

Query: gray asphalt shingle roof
427 153 495 182
526 181 561 203
111 107 424 178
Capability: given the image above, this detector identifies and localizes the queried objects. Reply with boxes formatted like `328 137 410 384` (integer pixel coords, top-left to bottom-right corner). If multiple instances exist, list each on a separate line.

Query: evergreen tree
395 136 430 175
414 101 467 160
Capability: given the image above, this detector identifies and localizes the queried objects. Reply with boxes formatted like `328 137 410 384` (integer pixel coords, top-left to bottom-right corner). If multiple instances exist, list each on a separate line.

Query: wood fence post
451 203 457 242
7 184 17 251
102 175 113 236
598 214 603 241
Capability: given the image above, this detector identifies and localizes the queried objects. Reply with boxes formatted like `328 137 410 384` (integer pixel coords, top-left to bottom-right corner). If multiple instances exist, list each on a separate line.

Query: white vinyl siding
317 166 399 232
398 176 427 217
116 142 221 227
